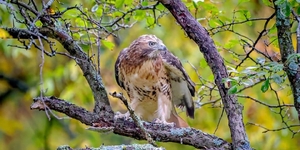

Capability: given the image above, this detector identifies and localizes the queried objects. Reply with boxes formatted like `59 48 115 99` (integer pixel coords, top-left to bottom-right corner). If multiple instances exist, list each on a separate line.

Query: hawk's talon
153 118 176 127
114 111 130 120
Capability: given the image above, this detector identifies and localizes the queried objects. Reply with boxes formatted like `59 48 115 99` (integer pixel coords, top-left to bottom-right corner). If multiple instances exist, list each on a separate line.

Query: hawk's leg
156 89 174 126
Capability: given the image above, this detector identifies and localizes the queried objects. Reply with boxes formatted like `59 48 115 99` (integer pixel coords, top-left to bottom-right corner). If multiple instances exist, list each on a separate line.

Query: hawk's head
128 34 167 59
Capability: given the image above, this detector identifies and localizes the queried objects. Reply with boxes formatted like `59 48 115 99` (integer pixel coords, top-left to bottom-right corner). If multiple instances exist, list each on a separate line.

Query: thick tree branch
31 96 232 149
157 0 251 149
273 1 300 120
57 144 164 150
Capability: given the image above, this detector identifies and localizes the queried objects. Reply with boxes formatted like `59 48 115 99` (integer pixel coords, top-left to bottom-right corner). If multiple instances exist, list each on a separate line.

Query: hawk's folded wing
115 48 128 89
161 51 195 118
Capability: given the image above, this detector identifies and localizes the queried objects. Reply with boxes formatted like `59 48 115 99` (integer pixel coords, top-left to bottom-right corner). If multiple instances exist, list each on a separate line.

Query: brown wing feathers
161 50 195 118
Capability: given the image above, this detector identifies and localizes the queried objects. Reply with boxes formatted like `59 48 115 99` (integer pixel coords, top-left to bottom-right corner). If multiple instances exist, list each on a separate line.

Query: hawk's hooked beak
158 44 167 51
149 44 167 58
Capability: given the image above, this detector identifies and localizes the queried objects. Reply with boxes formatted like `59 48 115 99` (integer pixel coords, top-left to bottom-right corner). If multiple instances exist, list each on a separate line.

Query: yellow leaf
47 7 55 15
0 28 12 39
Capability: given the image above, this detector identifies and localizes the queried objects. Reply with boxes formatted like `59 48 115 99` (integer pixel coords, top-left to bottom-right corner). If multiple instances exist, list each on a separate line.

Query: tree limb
157 0 251 149
273 1 300 121
57 144 164 150
30 96 232 149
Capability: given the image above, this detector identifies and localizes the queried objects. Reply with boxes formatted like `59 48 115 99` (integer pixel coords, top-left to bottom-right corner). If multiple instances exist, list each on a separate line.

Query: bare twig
234 13 276 71
214 108 225 135
247 122 300 135
237 95 294 108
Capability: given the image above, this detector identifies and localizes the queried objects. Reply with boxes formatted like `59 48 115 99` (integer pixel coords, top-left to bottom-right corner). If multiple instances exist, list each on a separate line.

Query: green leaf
95 6 103 17
242 79 254 86
101 40 115 50
156 3 165 11
238 0 250 4
209 19 222 28
133 10 146 21
124 0 133 5
202 3 219 15
227 66 239 73
257 57 265 65
228 85 238 94
146 17 155 27
262 0 272 6
274 0 285 5
141 0 148 6
224 39 239 49
272 74 283 84
256 71 267 77
235 10 251 20
241 67 257 75
64 9 81 19
112 11 123 17
75 18 85 27
267 62 283 72
192 1 198 9
91 4 98 12
261 78 270 93
288 61 298 71
115 0 125 9
199 58 208 68
284 2 291 17
269 24 277 34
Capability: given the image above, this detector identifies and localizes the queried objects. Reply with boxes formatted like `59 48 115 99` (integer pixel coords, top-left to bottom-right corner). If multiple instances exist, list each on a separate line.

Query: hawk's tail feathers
183 94 195 119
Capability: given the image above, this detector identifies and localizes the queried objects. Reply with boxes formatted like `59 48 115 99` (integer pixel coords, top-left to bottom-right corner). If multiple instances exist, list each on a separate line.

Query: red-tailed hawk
115 35 195 127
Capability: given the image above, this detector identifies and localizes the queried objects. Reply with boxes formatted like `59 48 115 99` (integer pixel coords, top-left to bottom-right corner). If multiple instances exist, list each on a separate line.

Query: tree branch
57 144 164 150
157 0 251 149
30 96 232 149
273 1 300 121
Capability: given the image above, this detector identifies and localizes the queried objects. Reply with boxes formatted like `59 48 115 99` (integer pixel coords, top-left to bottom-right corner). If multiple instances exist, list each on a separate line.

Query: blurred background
0 0 299 149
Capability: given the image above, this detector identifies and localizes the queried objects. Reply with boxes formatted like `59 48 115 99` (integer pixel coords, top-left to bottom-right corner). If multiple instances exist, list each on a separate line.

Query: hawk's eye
148 41 156 46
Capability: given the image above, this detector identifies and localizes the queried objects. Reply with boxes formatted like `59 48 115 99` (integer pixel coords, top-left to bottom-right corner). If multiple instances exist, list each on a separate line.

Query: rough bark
31 96 232 149
273 1 300 120
57 144 164 150
157 0 251 149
